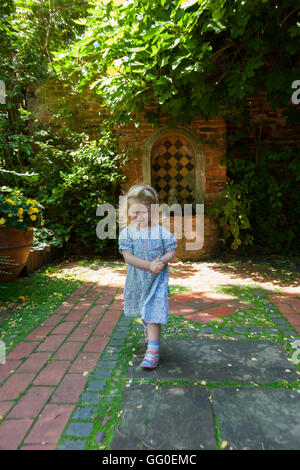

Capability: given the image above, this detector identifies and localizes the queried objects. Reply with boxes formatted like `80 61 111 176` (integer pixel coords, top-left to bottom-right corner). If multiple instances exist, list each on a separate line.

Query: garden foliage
1 0 300 255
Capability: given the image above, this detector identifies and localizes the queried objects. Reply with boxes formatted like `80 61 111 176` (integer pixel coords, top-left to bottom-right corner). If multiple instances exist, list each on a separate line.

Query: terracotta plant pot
0 226 34 282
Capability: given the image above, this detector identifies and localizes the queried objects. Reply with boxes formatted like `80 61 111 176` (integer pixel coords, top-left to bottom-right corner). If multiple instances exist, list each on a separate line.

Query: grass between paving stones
65 282 300 451
0 264 83 354
170 284 300 376
54 280 300 450
56 315 137 450
6 255 298 450
3 257 299 449
0 282 120 449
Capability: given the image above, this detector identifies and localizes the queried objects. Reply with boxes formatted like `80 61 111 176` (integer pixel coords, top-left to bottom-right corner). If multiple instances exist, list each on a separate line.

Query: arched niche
142 127 205 212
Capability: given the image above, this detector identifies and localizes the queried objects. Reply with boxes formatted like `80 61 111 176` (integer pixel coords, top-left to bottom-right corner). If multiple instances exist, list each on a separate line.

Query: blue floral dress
118 224 177 324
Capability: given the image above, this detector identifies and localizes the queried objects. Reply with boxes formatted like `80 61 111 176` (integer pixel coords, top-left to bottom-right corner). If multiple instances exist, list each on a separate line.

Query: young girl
118 183 177 369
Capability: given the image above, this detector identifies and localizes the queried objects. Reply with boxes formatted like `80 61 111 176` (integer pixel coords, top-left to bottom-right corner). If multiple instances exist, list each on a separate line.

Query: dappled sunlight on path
54 257 300 297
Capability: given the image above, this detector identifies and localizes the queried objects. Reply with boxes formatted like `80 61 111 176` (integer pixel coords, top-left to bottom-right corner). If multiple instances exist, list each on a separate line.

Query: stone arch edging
141 126 206 206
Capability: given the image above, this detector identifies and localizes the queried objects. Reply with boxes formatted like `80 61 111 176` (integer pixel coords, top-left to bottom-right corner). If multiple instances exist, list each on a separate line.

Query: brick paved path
0 260 299 449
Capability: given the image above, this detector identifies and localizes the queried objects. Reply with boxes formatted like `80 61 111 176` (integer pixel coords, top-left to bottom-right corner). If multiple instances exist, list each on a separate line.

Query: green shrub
209 147 300 256
29 126 130 253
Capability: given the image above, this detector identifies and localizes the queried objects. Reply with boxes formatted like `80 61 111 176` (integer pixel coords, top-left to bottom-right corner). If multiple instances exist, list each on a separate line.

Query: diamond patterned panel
151 134 196 206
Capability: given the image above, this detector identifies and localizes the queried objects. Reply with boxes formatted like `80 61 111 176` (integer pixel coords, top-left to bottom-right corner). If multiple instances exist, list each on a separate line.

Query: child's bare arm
159 250 176 266
122 250 151 270
122 250 165 274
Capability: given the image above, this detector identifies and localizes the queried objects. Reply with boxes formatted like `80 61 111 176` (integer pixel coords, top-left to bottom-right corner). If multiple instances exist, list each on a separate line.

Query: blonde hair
118 183 160 230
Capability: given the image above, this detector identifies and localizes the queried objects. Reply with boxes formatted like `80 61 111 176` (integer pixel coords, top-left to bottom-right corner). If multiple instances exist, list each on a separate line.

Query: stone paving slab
126 338 298 383
110 384 216 450
212 387 300 450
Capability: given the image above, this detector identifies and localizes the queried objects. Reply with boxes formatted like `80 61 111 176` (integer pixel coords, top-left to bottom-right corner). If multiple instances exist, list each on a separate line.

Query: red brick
51 321 77 335
40 315 65 327
0 401 14 418
105 309 122 320
282 313 300 326
6 386 53 419
64 310 86 321
276 304 295 315
0 359 22 383
169 304 200 315
93 321 115 336
81 281 95 289
20 444 57 450
83 336 109 353
68 326 93 341
101 310 119 320
6 342 39 360
24 404 74 445
0 373 36 400
287 299 300 313
201 305 237 317
88 305 107 315
72 300 92 311
267 294 288 303
50 373 88 403
68 352 99 373
81 313 101 326
52 303 73 314
16 352 50 374
0 419 33 450
33 361 70 386
184 312 221 324
36 335 65 352
25 326 53 341
84 292 100 302
113 302 124 309
171 293 202 303
53 341 84 360
94 298 112 306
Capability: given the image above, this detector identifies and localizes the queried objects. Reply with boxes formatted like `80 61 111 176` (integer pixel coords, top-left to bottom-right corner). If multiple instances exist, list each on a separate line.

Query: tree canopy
53 0 300 126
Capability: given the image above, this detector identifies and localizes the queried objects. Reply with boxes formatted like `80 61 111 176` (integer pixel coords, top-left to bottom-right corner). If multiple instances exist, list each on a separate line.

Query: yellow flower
0 218 5 225
8 212 13 217
26 199 37 206
28 207 39 215
18 296 26 302
30 214 36 221
17 208 23 217
5 198 15 205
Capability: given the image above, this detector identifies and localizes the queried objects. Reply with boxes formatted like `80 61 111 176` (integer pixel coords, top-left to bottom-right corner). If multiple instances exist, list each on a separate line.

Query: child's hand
150 256 165 274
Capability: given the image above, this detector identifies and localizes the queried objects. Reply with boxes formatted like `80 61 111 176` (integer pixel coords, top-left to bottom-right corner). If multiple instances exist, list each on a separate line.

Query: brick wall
114 101 226 260
227 90 300 155
115 103 227 205
29 82 300 260
27 81 226 260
